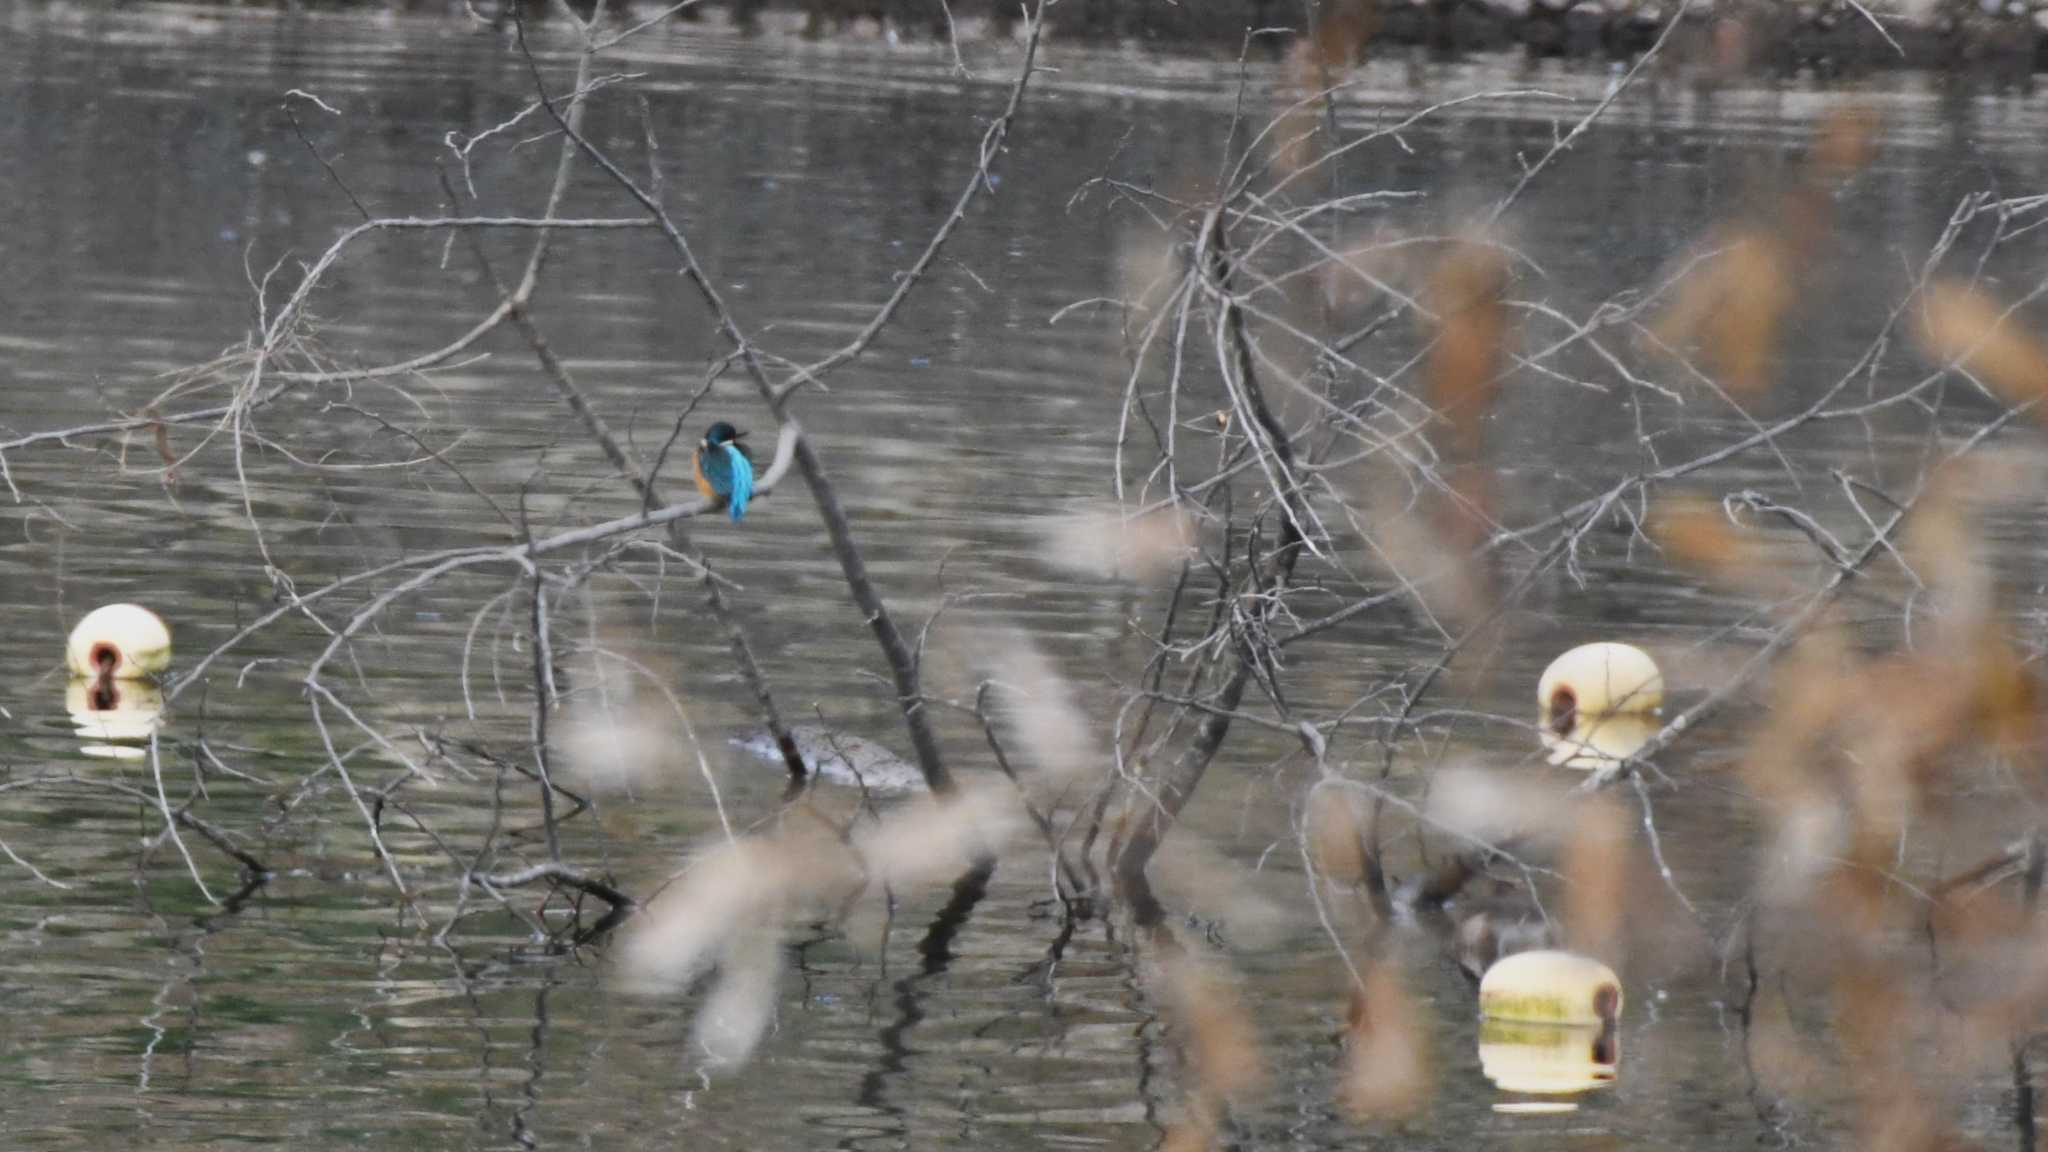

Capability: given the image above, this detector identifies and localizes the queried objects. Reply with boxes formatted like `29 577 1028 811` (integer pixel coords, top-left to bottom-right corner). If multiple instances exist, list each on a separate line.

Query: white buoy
1536 642 1662 768
65 604 172 681
1478 949 1623 1027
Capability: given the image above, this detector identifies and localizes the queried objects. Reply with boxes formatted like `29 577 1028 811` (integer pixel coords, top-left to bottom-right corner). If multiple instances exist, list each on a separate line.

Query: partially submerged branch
481 861 636 913
1114 207 1313 890
512 0 1050 795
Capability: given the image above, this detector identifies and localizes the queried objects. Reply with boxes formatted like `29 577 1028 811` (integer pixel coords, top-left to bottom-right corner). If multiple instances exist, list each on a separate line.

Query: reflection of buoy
66 604 172 681
66 677 165 760
1492 1100 1583 1114
1478 950 1623 1026
1478 1017 1618 1096
1536 642 1662 768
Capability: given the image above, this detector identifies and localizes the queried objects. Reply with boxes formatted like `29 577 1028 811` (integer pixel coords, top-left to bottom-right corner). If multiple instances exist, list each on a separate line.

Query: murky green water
3 3 2048 1148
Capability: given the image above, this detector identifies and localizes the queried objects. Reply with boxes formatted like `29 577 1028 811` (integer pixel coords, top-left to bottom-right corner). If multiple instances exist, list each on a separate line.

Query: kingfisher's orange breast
693 448 717 502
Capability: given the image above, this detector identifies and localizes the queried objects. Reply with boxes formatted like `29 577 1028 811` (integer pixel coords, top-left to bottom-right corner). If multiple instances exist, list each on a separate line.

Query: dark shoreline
56 0 2048 79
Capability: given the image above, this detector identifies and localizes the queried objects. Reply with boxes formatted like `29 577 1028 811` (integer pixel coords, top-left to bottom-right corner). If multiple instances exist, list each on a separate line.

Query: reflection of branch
856 859 996 1125
1730 917 1797 1141
966 683 1092 904
2018 1043 2037 1152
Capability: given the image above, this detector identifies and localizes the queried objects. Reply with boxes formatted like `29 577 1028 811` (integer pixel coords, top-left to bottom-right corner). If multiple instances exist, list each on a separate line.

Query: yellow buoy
1536 642 1662 768
65 604 171 681
1478 949 1623 1026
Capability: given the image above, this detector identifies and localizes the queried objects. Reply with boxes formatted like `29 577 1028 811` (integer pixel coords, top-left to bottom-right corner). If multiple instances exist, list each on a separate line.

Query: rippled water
4 4 2048 1149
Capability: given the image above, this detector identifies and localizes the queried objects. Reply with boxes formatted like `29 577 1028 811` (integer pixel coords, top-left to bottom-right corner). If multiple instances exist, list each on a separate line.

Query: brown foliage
1560 795 1630 966
1271 0 1377 177
1306 784 1372 886
1309 0 1377 71
1425 240 1510 463
1918 281 2048 420
1650 491 1769 588
1652 228 1794 399
1652 107 1877 400
1161 950 1268 1104
1338 963 1431 1122
1808 106 1880 186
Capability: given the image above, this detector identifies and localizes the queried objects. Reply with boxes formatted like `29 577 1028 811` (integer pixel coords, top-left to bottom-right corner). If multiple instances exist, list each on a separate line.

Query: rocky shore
1366 0 2044 77
122 0 2048 77
649 0 2047 79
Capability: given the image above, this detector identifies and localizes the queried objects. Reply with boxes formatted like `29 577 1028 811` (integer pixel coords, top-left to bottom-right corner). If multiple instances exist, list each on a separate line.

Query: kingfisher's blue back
698 441 755 521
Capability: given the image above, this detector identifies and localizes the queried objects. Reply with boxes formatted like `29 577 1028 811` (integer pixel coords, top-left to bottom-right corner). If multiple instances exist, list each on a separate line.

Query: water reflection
66 675 164 760
851 859 996 1147
0 5 2044 1151
1541 712 1661 769
1478 1016 1620 1104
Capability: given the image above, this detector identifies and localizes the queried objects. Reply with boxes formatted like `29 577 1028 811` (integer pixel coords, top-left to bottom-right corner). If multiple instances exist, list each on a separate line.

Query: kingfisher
694 421 756 522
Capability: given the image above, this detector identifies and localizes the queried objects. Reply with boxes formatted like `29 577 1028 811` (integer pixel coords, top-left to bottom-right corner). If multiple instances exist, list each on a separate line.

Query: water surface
3 5 2048 1149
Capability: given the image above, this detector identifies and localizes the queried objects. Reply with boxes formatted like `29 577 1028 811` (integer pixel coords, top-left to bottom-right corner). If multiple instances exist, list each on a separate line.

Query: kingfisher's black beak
733 430 750 440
